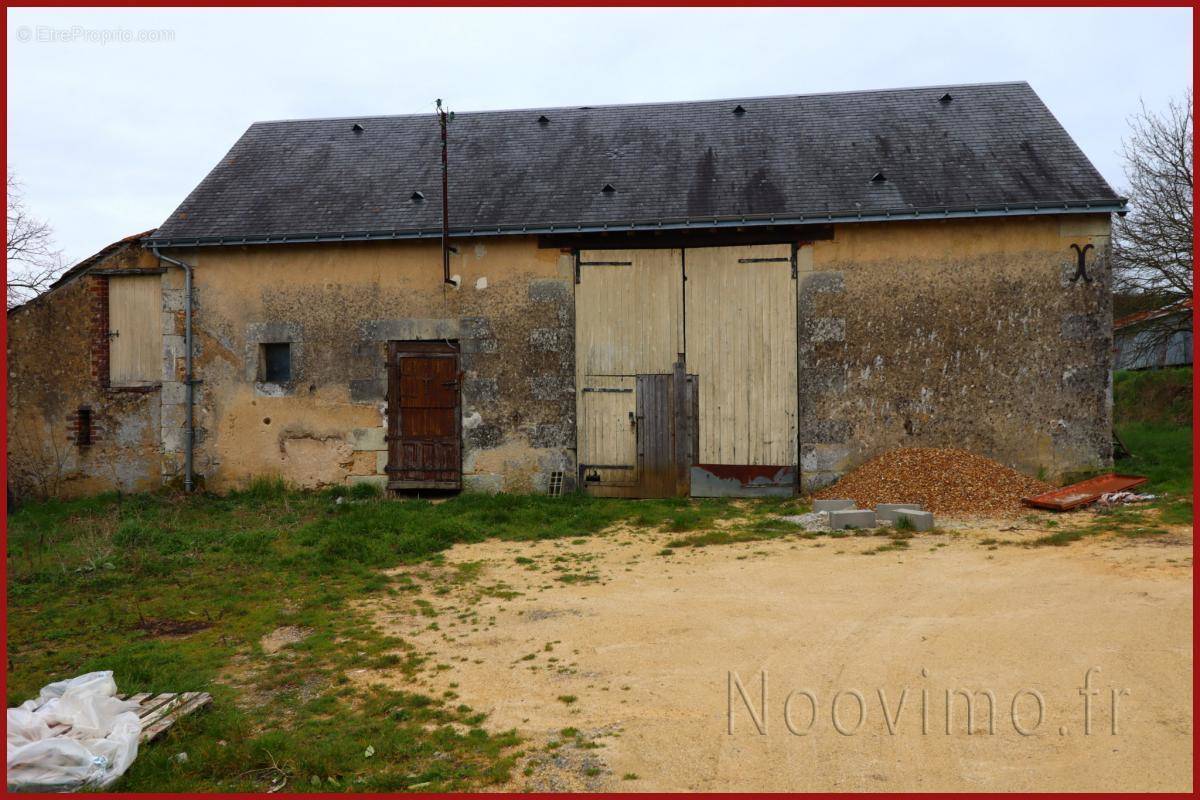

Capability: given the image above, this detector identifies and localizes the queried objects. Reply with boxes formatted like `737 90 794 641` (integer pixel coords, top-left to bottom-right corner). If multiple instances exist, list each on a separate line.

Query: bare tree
1112 89 1194 363
7 170 64 308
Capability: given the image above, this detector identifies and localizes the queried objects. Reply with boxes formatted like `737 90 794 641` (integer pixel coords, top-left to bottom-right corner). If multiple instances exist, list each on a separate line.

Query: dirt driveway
359 519 1192 792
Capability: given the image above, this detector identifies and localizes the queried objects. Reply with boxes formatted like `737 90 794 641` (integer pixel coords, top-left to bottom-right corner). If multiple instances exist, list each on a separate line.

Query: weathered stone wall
172 236 576 494
9 214 1112 500
797 213 1113 489
7 245 162 500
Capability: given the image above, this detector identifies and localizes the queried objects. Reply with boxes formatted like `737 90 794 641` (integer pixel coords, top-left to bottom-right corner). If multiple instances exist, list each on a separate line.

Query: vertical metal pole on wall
437 99 453 285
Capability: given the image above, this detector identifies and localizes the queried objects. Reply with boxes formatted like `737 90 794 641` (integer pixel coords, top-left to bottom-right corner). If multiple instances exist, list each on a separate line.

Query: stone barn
6 81 1124 500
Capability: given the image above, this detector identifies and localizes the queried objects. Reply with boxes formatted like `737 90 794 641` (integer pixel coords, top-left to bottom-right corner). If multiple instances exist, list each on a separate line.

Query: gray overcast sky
6 7 1193 267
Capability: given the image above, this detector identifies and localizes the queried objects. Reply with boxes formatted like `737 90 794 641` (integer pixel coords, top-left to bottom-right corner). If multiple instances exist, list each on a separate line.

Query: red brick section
65 407 96 447
89 275 110 388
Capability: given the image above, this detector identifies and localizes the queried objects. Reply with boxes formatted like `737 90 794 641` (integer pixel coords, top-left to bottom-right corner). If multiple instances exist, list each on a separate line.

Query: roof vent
351 123 365 133
938 92 953 104
601 183 617 195
732 104 746 116
538 115 550 126
410 191 425 202
870 171 887 183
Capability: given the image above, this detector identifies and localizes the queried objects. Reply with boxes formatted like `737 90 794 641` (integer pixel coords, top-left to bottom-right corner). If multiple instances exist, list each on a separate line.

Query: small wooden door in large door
635 368 698 498
386 342 462 491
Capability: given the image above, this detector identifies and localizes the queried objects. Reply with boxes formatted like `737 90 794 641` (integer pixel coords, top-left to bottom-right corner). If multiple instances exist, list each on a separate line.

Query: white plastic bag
7 671 142 791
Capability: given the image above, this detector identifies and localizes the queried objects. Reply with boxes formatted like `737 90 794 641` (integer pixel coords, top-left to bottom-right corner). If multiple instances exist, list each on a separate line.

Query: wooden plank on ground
141 692 212 742
30 689 212 744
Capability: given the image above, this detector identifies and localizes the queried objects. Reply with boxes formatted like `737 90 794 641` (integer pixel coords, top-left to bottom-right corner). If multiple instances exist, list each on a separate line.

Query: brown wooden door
387 342 462 490
634 367 698 498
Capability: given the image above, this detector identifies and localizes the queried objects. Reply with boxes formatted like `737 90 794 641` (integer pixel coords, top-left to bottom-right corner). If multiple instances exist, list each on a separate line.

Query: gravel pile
813 447 1054 517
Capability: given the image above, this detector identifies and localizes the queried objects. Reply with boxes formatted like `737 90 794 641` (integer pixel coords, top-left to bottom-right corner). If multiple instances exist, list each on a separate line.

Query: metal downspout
151 246 195 492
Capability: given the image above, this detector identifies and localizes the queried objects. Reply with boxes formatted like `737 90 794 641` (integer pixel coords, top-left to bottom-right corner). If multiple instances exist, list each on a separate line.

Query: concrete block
463 473 504 494
799 418 851 444
348 427 386 451
529 328 566 352
460 338 499 354
465 423 504 449
528 279 571 303
463 377 499 405
162 287 186 312
813 498 856 512
829 509 876 529
810 317 846 343
163 334 186 360
160 380 187 406
876 503 925 523
893 509 935 531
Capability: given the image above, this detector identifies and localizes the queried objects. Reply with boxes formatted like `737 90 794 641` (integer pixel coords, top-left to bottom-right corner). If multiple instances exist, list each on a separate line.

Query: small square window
261 343 291 383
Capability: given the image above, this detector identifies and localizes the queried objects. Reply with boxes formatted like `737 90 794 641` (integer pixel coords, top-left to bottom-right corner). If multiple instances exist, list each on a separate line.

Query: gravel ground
359 521 1193 792
813 447 1054 516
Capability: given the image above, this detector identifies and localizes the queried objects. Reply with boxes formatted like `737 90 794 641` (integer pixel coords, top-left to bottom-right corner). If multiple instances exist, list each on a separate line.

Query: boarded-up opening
108 274 162 386
386 341 462 491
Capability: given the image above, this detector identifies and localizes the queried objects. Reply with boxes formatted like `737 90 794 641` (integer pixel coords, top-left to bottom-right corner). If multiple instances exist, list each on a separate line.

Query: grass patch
7 490 757 790
1031 502 1184 547
665 518 804 549
1117 421 1193 498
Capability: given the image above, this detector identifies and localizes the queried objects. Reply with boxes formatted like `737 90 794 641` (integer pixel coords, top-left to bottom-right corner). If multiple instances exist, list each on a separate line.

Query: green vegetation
665 518 805 549
6 487 752 791
1117 421 1193 497
1030 382 1192 546
1113 367 1192 426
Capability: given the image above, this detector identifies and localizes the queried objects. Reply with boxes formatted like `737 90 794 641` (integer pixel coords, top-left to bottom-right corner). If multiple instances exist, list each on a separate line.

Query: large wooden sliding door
574 243 799 498
684 244 798 495
575 249 695 497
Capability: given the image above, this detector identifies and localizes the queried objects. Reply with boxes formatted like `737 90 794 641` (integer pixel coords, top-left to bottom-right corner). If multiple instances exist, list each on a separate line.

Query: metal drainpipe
151 246 195 492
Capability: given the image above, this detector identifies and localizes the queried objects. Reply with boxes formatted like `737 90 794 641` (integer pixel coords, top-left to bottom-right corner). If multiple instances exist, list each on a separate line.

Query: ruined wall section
798 214 1113 489
6 248 162 500
181 237 576 493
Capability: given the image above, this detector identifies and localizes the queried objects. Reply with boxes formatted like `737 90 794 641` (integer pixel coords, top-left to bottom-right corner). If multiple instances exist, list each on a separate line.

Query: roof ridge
249 80 1033 127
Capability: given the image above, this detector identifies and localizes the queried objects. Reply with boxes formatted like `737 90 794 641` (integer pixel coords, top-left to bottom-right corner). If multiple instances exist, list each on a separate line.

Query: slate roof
148 81 1123 246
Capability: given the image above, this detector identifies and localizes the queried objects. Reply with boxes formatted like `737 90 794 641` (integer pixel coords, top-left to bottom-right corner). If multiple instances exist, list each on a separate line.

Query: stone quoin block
828 509 876 529
875 503 925 523
813 498 857 512
893 509 935 531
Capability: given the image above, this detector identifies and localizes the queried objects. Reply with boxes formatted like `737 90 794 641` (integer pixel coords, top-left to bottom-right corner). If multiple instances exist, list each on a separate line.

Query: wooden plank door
108 274 162 386
634 367 699 498
575 249 684 497
386 342 462 491
684 244 798 494
636 374 675 498
578 376 639 491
